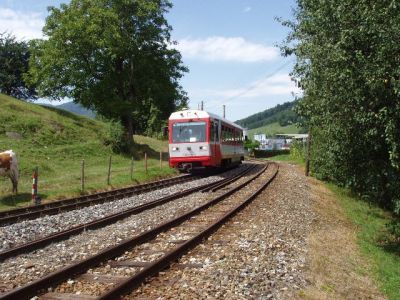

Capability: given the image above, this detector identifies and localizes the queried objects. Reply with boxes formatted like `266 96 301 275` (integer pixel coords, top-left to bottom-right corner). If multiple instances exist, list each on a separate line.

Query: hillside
235 101 298 129
247 122 301 137
235 100 305 137
54 101 96 118
0 94 174 210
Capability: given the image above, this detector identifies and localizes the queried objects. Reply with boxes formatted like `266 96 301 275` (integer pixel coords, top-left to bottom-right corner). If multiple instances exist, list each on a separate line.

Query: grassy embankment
272 152 400 300
0 93 176 211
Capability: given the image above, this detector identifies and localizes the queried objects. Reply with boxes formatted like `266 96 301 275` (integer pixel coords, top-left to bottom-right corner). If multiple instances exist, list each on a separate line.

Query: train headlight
199 146 208 151
172 147 179 151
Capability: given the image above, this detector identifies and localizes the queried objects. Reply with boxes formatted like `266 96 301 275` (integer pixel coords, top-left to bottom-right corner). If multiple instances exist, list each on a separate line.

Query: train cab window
172 122 206 143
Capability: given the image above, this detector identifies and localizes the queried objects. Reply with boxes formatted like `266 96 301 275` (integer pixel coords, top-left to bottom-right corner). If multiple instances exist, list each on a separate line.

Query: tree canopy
0 32 37 100
28 0 188 149
283 0 400 213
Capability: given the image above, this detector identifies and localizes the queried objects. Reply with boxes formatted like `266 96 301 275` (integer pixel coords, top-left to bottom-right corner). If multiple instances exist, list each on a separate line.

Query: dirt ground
289 163 386 300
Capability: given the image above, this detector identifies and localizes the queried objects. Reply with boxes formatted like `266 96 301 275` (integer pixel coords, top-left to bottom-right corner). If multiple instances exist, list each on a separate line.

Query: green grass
0 93 177 210
328 184 400 300
248 122 301 137
261 152 306 166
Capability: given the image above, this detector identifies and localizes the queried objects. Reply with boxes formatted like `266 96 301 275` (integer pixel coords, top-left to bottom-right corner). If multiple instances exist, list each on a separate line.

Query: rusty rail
0 174 198 226
0 164 256 261
0 162 270 300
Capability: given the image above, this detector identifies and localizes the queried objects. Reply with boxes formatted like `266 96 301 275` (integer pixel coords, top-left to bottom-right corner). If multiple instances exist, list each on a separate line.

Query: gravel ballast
0 164 255 293
127 162 315 299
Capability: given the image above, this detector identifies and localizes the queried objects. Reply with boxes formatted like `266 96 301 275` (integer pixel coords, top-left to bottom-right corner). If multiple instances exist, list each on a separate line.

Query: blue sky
0 0 300 121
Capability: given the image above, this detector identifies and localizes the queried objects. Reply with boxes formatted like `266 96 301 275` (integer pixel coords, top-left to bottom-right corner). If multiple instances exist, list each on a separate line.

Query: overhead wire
205 58 296 109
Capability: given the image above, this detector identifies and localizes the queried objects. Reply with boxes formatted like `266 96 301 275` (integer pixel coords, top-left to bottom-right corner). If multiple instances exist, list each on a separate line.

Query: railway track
0 163 258 261
0 174 203 226
0 162 277 300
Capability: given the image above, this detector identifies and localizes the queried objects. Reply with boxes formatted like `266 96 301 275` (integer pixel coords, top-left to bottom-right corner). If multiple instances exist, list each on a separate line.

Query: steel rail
0 162 269 300
0 164 255 261
0 174 198 226
201 163 258 192
101 163 278 299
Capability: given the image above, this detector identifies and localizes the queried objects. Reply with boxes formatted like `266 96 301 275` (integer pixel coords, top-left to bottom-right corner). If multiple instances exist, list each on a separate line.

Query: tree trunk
121 114 134 152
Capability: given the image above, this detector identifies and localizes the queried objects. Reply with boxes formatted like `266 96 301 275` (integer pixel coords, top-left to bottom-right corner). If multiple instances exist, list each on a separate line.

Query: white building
253 133 308 150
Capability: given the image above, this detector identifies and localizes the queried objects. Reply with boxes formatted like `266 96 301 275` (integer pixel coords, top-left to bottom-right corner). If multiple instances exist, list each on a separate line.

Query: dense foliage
235 100 302 129
27 0 188 150
243 138 260 151
283 1 400 213
0 33 36 100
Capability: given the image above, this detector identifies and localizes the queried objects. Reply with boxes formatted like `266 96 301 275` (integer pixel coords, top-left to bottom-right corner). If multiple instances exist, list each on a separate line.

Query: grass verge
327 184 400 300
264 153 305 166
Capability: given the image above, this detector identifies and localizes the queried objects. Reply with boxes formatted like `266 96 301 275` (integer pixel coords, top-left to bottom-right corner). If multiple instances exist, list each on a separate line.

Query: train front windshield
172 122 206 143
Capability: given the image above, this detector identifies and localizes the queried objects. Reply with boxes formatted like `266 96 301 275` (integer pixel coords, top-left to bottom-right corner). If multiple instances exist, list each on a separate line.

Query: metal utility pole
223 105 226 118
201 101 204 111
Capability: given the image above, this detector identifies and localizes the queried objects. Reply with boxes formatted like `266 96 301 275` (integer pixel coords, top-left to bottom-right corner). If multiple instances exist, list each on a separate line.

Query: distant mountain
54 101 95 118
235 100 301 130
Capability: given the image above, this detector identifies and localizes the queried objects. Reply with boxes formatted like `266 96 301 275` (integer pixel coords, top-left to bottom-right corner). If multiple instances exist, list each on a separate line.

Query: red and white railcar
168 109 245 172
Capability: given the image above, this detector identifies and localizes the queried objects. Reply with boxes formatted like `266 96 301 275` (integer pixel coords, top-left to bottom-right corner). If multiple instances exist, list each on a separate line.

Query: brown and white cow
0 150 18 194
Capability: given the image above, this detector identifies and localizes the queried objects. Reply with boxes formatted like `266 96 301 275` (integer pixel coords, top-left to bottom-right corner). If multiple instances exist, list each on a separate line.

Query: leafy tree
28 0 188 150
244 138 260 154
282 1 400 212
0 32 37 100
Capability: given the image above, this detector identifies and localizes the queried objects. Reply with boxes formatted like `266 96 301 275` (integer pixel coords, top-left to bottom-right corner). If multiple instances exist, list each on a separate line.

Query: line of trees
1 0 187 152
282 1 400 214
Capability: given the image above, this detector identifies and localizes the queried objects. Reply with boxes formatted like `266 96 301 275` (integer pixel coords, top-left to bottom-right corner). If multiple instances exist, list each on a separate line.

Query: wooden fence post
81 159 85 192
144 152 148 175
130 156 134 180
107 155 112 185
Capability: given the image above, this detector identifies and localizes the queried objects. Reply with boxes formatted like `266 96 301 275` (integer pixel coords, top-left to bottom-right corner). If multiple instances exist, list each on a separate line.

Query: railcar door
210 120 220 165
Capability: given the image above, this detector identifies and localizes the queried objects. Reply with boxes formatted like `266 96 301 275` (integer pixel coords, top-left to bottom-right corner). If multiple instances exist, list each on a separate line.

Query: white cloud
217 74 301 98
0 8 44 40
243 6 252 13
176 36 279 63
189 73 301 102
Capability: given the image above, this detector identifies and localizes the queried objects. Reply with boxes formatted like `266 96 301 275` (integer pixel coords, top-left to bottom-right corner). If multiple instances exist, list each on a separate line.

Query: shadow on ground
132 143 168 161
0 193 47 209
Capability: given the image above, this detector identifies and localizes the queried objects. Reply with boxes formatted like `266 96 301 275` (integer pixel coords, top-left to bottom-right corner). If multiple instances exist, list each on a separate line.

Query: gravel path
0 164 256 293
126 162 315 299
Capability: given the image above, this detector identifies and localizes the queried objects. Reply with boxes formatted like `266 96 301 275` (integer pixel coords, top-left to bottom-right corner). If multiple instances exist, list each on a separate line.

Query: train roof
169 109 243 130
